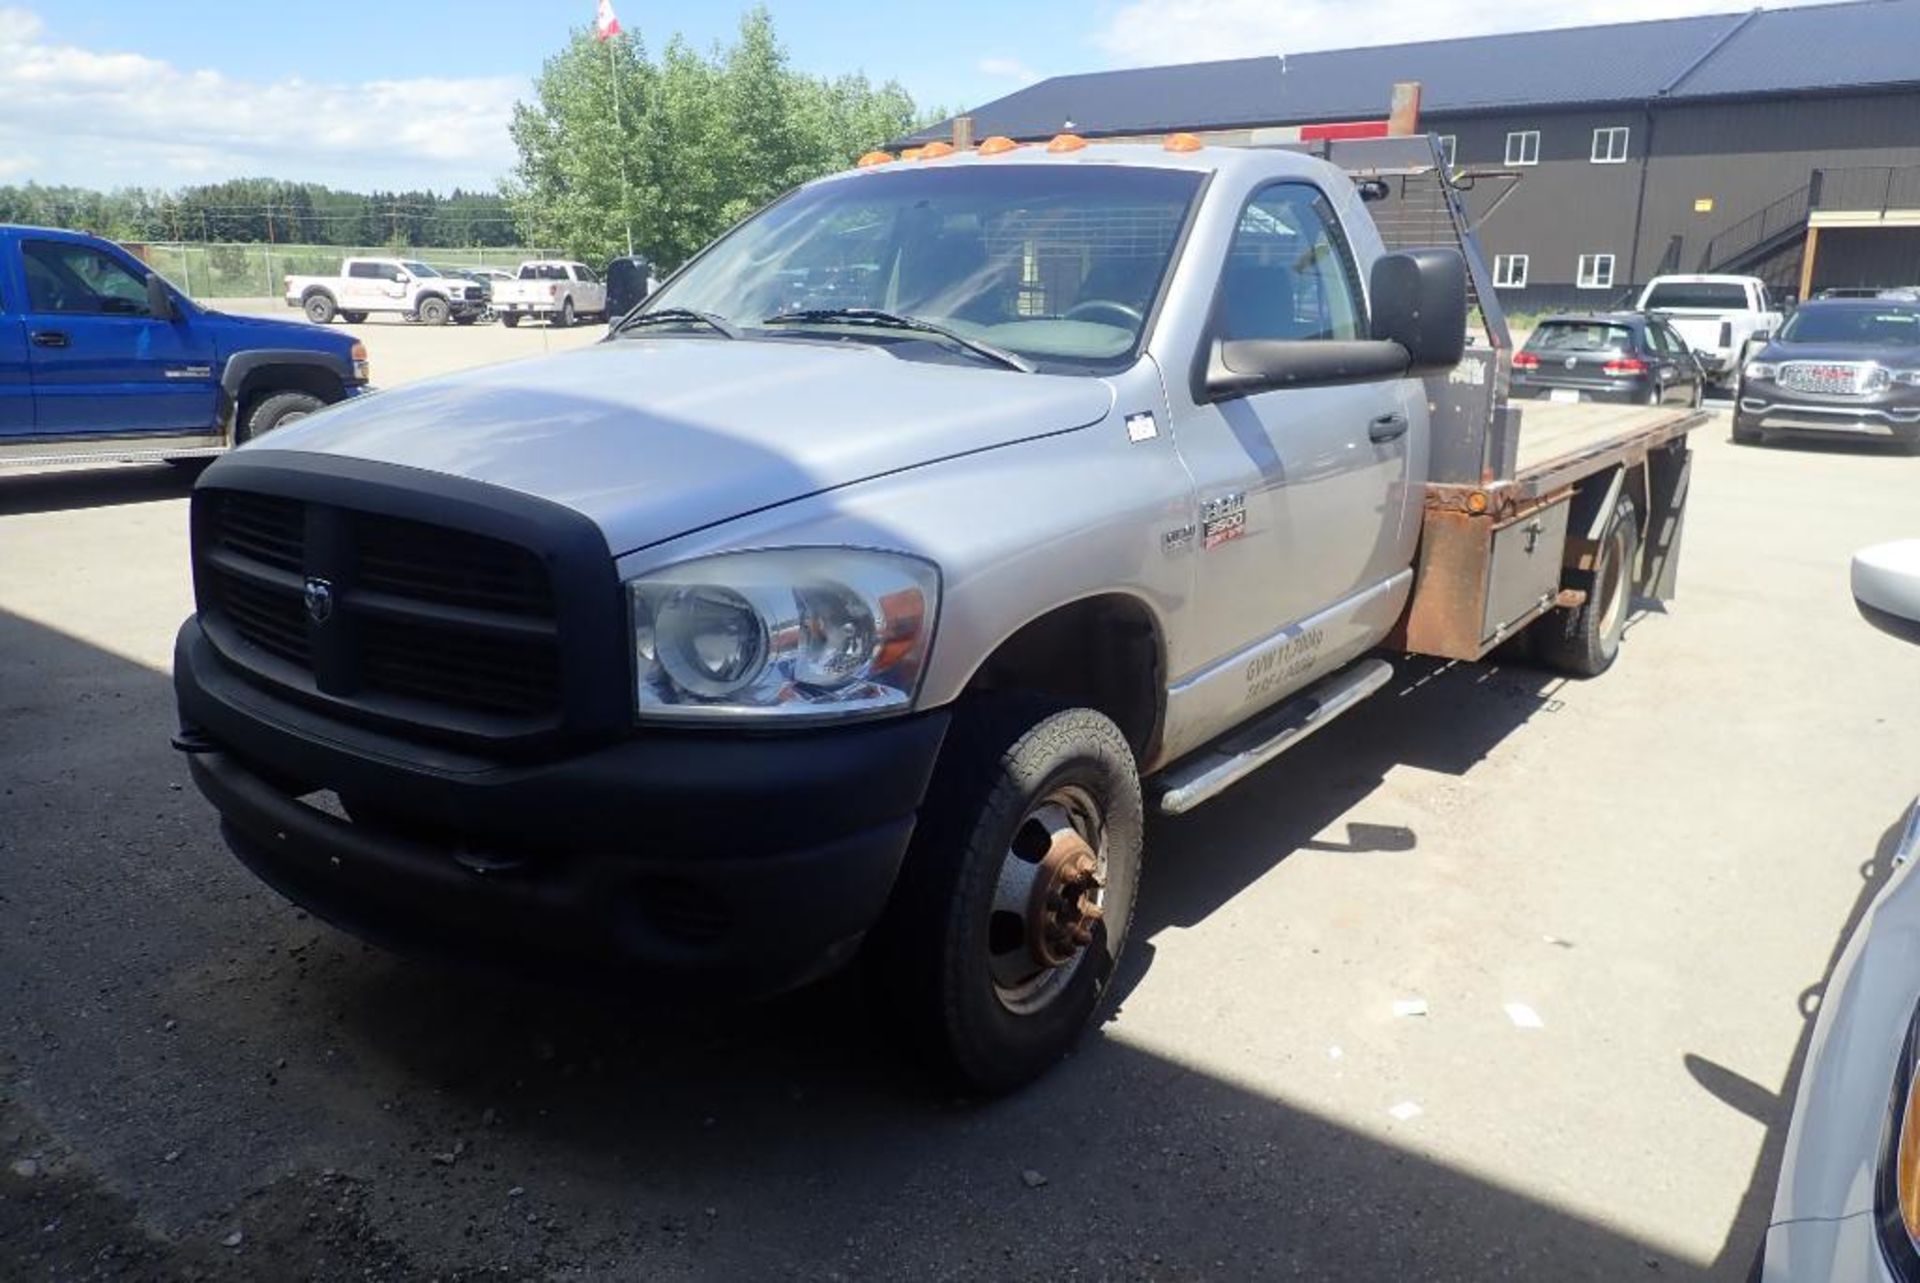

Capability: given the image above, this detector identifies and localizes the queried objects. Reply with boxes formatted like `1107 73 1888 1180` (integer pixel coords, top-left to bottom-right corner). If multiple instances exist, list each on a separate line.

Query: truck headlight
350 341 371 384
628 548 940 722
1743 361 1777 382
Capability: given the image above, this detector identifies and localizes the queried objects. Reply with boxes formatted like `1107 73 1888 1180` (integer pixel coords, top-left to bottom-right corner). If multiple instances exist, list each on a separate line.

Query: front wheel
417 297 450 326
240 391 326 442
866 700 1143 1093
1535 494 1639 677
501 312 521 328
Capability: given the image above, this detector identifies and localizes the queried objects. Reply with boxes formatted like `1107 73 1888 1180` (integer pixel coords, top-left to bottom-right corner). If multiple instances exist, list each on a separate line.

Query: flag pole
608 32 634 257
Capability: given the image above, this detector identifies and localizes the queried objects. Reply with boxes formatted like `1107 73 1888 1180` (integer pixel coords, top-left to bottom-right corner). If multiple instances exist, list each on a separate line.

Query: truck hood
252 337 1116 553
201 307 355 351
1758 341 1920 370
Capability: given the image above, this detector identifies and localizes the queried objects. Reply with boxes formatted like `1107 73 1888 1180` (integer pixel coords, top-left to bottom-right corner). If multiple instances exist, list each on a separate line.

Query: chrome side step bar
1 435 226 469
1156 658 1394 816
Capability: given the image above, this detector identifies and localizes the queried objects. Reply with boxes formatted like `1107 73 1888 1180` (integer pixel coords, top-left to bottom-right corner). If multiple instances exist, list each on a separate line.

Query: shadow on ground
0 589 1883 1280
0 462 197 518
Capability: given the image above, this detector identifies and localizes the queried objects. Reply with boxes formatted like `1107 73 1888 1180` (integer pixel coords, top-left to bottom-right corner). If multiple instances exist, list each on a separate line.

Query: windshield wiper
761 307 1035 373
615 307 739 339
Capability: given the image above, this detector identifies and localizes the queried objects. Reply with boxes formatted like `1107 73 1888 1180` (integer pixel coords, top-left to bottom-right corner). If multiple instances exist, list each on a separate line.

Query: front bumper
173 618 949 994
1737 387 1920 439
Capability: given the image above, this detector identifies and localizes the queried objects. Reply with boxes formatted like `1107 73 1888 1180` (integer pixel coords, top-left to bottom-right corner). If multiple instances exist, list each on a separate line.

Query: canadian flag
593 0 622 41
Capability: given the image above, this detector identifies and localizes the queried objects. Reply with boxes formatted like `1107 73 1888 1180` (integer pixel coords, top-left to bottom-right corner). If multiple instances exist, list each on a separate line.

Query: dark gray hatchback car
1735 299 1920 450
1511 313 1706 407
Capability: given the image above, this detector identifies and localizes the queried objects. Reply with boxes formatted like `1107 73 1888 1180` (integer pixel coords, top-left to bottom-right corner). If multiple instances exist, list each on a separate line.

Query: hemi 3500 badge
1201 493 1247 549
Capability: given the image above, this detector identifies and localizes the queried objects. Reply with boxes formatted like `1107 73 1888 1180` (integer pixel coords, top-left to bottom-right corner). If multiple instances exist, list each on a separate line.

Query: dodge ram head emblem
303 577 335 625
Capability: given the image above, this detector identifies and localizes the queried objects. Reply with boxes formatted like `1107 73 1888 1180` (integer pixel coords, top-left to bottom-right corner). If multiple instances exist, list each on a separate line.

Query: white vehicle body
492 260 607 326
1759 542 1920 1282
1634 274 1784 386
282 257 487 326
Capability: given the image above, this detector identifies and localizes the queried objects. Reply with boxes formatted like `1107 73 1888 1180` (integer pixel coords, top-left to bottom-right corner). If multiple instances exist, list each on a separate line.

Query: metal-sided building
907 0 1920 312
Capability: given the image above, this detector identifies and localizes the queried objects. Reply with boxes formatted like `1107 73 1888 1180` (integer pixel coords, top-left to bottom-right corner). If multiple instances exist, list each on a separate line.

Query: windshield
1642 282 1748 310
1779 304 1920 346
1527 322 1635 353
403 261 439 277
641 163 1205 370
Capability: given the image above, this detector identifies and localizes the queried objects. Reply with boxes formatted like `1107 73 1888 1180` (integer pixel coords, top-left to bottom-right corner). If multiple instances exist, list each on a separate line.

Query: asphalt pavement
3 333 1918 1279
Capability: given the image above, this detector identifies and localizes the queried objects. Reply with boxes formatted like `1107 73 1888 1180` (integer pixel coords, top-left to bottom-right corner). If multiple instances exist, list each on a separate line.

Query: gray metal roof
908 0 1920 144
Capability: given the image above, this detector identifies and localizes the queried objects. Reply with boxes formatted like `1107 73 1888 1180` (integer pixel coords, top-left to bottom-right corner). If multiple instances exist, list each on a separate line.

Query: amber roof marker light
1047 133 1088 153
856 151 894 168
1164 133 1204 153
978 136 1020 155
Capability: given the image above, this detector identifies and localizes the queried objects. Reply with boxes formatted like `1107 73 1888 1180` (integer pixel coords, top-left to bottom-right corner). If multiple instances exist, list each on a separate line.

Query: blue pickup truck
1 225 369 468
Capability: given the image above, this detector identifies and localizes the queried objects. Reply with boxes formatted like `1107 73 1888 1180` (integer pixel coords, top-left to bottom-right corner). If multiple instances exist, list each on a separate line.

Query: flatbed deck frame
1300 133 1711 661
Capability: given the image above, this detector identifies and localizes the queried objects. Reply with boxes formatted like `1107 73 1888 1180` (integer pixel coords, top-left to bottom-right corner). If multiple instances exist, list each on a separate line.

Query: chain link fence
128 242 562 300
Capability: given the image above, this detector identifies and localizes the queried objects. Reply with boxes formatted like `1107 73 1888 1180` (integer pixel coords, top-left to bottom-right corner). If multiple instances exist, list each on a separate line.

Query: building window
1438 135 1457 169
1504 130 1540 166
1577 253 1616 290
1493 254 1529 289
1591 126 1630 164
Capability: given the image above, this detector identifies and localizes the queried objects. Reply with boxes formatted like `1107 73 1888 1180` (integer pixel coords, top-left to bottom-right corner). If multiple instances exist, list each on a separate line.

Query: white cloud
978 56 1041 86
1095 0 1841 66
0 6 524 191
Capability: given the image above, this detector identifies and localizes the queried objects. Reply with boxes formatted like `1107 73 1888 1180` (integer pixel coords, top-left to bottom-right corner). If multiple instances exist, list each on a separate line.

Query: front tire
1536 495 1639 678
866 700 1143 1093
1732 413 1764 446
240 391 326 442
417 296 450 326
501 312 521 328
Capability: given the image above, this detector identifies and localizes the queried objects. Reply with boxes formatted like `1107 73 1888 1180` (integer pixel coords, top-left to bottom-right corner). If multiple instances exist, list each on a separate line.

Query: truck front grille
1779 362 1868 395
198 491 562 730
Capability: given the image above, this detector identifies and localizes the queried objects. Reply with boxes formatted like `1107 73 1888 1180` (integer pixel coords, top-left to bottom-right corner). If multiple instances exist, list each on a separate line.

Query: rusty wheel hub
1027 827 1106 968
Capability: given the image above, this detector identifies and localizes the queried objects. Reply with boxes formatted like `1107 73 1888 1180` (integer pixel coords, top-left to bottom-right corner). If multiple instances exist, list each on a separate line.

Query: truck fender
219 349 354 436
300 284 335 303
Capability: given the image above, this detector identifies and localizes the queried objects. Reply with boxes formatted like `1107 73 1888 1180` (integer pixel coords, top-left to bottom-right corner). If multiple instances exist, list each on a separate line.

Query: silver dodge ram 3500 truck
174 136 1705 1090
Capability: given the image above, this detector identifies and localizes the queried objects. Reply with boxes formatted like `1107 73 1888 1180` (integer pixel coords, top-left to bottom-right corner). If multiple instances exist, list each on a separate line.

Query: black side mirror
1369 249 1467 374
146 273 177 321
1749 329 1772 344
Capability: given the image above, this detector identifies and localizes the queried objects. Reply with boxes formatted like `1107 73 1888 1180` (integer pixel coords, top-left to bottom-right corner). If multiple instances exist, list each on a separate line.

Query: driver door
21 238 217 436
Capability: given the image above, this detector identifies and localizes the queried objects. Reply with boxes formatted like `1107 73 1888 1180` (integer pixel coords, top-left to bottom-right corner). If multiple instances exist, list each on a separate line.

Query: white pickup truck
492 260 607 327
1635 274 1784 389
284 258 488 326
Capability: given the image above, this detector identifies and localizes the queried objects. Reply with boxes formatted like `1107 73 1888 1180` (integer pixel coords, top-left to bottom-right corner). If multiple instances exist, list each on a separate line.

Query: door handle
30 330 69 348
1368 412 1409 443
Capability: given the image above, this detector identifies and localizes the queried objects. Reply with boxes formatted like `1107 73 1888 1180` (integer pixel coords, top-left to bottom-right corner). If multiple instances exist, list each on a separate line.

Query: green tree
507 6 920 270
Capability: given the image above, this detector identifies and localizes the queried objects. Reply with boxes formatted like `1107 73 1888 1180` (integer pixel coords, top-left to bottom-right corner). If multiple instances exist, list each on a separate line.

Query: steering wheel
1064 299 1144 327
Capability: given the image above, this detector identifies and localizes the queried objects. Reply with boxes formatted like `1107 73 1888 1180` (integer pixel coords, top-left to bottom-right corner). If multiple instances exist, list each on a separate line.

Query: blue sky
0 0 1838 192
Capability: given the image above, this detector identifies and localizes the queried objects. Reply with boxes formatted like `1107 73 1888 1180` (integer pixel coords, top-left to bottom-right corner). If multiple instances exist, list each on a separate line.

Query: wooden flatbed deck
1510 401 1709 498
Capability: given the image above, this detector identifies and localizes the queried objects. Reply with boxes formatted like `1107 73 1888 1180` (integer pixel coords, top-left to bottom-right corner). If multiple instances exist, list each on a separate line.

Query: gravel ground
2 322 1918 1278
